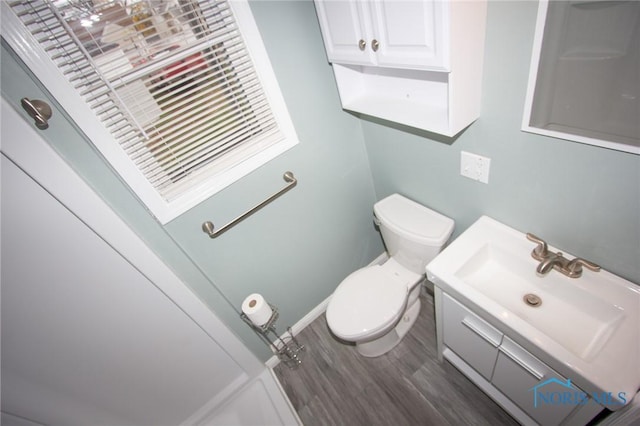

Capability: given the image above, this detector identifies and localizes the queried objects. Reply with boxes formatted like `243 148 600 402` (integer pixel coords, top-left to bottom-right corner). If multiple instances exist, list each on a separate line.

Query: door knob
371 39 379 52
358 39 366 51
21 98 52 130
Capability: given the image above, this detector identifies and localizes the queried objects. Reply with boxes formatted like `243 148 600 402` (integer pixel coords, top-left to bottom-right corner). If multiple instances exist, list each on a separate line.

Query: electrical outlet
460 151 491 184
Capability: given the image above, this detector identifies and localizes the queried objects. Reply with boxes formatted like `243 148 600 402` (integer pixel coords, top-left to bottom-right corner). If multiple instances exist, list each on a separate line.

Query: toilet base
356 298 421 357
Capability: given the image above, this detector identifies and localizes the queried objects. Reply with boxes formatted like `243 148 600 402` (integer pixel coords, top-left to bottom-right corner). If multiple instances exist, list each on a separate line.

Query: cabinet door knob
358 39 366 51
371 39 379 52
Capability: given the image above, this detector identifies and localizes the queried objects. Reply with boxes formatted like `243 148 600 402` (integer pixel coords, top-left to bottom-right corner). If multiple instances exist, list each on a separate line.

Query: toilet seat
326 265 408 341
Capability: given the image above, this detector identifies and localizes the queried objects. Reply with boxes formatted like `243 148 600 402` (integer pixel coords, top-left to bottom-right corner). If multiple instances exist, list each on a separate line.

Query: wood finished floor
274 289 519 426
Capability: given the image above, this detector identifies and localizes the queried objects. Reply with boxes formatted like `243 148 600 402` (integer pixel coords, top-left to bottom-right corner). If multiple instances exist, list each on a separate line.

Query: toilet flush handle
373 215 381 227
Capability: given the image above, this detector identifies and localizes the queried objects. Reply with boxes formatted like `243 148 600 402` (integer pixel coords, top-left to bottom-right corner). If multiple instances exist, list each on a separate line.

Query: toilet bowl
326 194 454 357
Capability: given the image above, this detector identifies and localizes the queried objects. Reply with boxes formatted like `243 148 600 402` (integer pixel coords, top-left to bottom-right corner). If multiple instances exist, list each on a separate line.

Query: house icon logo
530 378 627 408
530 378 573 408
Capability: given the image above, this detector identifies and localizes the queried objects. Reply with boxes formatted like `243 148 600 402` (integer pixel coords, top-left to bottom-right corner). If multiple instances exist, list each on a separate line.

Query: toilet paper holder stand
240 304 305 368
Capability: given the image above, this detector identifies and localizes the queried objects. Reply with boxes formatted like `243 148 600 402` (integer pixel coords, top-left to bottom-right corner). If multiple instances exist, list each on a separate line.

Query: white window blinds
6 0 296 220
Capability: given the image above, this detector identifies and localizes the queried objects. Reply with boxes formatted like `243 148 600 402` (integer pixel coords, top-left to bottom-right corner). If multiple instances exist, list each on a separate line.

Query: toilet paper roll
242 293 273 327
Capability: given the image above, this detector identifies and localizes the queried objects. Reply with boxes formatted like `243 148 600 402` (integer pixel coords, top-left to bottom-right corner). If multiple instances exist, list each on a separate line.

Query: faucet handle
526 233 549 260
566 257 601 278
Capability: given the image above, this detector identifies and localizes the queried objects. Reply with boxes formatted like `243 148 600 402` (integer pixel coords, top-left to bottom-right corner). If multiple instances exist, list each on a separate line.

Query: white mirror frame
522 0 639 155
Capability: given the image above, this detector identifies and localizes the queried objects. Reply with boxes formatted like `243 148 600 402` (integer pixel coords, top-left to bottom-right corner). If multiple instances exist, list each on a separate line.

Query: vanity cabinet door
492 337 579 426
442 293 502 380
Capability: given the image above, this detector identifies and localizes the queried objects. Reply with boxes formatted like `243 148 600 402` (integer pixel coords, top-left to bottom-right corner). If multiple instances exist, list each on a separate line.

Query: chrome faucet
536 252 566 275
526 233 601 278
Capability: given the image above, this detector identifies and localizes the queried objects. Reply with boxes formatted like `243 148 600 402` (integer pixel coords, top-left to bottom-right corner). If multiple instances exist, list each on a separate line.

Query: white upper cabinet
315 0 448 71
314 0 487 137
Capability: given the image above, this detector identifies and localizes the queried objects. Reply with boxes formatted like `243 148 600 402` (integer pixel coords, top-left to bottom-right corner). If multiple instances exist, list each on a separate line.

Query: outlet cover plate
460 151 491 184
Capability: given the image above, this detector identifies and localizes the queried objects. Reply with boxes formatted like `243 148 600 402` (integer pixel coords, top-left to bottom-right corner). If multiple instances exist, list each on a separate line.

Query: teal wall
2 0 638 362
362 1 640 283
161 0 384 350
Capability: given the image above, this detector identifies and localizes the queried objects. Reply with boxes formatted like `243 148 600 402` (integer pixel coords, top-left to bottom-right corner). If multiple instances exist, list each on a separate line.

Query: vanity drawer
492 336 579 426
442 293 503 380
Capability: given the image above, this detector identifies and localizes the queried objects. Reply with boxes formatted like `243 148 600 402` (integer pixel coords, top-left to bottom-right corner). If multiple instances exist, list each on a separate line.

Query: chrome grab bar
201 171 297 238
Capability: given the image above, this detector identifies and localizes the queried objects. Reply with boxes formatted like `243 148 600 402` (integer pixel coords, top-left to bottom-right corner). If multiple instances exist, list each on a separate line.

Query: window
2 0 298 223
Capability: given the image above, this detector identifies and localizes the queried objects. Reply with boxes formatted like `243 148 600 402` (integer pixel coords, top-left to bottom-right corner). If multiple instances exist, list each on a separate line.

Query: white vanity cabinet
314 0 447 71
313 0 487 137
492 337 583 426
436 288 604 426
442 293 502 380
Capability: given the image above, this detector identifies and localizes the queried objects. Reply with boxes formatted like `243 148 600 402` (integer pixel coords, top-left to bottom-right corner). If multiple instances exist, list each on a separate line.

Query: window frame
1 0 299 223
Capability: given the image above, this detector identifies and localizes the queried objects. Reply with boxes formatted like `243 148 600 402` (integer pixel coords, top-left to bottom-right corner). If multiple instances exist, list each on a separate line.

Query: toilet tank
374 194 455 275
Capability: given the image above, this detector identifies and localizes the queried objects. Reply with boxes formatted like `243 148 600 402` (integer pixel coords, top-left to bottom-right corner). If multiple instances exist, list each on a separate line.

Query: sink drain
523 293 542 307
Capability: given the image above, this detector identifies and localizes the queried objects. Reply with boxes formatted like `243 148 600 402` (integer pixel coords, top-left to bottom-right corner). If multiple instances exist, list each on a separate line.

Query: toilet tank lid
374 194 455 245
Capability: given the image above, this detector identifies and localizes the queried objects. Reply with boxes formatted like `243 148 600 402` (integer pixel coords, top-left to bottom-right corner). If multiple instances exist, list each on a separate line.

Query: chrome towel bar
202 171 297 238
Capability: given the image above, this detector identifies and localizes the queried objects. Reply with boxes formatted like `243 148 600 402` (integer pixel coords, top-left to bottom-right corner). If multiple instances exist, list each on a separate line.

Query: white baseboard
265 351 280 369
266 354 280 369
265 293 331 369
266 252 388 368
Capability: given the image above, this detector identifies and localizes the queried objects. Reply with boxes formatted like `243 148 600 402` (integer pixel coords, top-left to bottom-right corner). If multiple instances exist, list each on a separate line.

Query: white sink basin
427 216 640 405
455 242 624 361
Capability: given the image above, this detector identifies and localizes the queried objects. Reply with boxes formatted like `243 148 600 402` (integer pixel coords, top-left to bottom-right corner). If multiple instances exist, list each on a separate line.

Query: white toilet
326 193 454 357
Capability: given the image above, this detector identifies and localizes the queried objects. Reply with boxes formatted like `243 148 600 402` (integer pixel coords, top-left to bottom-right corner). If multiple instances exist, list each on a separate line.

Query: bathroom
1 0 638 424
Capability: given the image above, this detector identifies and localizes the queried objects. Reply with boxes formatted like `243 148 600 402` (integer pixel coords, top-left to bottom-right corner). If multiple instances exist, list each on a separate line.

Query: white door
3 153 248 425
0 97 297 425
371 0 448 70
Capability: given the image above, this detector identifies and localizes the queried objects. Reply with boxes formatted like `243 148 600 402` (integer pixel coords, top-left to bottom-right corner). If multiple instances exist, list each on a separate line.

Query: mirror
522 0 639 154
